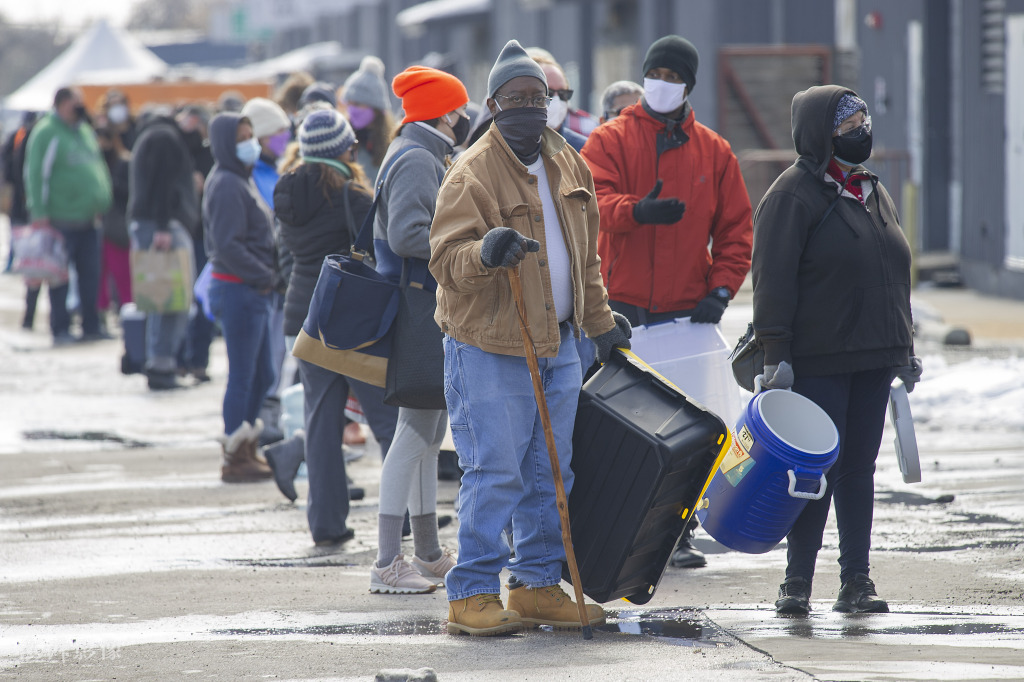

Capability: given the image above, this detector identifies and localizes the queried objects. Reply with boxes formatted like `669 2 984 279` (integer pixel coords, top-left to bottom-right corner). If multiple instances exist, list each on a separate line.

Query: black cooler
564 349 729 604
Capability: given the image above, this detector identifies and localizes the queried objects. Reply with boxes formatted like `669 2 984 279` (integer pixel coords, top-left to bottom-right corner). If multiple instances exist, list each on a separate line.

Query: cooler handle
787 470 828 500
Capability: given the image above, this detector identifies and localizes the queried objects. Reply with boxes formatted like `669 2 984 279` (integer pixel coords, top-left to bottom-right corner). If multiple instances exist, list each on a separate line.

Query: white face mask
107 104 129 125
546 96 568 130
643 78 688 115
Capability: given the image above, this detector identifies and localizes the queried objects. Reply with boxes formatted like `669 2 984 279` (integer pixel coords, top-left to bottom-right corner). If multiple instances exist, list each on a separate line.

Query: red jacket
582 103 752 313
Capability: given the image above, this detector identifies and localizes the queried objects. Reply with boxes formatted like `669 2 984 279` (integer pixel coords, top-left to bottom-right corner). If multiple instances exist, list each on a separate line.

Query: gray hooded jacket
202 113 276 290
751 84 913 377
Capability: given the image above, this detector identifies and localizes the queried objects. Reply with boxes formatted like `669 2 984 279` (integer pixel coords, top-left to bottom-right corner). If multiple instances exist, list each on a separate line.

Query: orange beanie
392 66 469 124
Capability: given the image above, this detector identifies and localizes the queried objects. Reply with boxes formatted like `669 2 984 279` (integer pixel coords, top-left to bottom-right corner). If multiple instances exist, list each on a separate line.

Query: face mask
236 138 261 166
347 105 375 131
832 127 873 166
267 130 291 158
546 96 568 130
643 78 688 115
73 104 88 121
107 104 129 125
493 106 547 164
446 113 471 147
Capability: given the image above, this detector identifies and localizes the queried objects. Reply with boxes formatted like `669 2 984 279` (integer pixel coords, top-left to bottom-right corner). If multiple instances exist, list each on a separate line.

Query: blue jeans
49 225 101 337
208 279 276 435
130 220 194 373
444 324 582 601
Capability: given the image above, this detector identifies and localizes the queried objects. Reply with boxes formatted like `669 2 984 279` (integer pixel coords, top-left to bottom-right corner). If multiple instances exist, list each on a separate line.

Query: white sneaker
412 548 457 587
369 555 437 594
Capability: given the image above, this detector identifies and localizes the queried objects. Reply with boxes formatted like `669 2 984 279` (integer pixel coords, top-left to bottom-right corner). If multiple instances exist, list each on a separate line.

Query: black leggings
784 367 892 586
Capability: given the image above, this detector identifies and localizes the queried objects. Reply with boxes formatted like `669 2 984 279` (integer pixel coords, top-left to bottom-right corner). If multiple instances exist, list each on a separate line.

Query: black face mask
449 114 471 147
73 104 88 121
492 106 547 164
832 127 873 166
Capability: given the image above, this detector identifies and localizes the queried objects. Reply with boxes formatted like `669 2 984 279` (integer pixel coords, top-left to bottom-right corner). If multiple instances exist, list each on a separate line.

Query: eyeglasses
549 89 574 102
836 115 872 137
494 93 554 109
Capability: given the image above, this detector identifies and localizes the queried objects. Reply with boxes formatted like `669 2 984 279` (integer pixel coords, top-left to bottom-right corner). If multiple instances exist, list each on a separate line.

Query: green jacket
24 111 112 225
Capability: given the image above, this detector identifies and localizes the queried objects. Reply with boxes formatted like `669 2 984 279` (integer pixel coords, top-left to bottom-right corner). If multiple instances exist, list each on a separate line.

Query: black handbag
729 322 764 393
383 259 446 410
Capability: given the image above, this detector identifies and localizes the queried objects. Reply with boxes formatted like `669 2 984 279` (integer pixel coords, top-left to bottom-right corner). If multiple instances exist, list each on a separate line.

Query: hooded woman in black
751 85 922 615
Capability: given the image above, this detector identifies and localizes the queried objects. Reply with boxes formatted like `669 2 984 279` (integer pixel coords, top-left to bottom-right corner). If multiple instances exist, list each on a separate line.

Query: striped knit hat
298 109 356 159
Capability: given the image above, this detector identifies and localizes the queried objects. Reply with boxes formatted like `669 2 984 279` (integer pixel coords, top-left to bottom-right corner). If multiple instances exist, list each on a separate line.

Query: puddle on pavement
22 430 150 448
211 608 731 647
727 608 1024 649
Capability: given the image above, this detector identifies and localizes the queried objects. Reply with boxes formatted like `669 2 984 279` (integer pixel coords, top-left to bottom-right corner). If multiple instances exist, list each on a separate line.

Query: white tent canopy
4 19 168 112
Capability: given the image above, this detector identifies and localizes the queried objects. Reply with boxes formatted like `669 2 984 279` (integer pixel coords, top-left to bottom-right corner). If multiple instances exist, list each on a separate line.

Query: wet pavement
1 259 1024 679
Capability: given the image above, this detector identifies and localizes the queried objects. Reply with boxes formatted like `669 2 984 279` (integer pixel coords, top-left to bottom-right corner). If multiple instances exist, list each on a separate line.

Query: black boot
776 576 812 615
263 431 305 502
669 522 707 568
833 574 889 613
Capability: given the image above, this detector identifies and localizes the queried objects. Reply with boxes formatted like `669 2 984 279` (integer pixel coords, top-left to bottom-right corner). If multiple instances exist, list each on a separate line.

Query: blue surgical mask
235 138 261 166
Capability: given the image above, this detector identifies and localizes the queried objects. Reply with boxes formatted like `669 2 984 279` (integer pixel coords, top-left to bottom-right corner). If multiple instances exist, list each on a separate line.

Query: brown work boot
220 422 273 483
506 584 606 630
447 594 524 636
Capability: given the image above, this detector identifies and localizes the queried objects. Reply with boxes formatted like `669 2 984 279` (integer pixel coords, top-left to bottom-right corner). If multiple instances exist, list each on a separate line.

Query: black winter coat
274 162 372 337
751 85 913 378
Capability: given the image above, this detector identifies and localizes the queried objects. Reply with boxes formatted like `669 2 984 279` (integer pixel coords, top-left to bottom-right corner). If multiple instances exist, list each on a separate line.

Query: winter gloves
593 312 633 364
633 179 686 225
895 356 923 392
480 227 541 268
757 361 794 392
690 288 730 324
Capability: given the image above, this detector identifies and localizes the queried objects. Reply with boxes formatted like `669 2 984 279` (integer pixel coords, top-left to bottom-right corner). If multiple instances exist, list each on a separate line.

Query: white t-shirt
526 157 573 322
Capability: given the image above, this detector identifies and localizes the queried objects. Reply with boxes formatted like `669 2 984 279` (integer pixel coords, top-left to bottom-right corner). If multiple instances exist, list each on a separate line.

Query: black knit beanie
642 35 699 92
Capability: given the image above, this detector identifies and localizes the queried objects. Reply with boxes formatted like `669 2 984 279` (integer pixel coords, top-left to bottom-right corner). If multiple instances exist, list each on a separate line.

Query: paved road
1 266 1023 680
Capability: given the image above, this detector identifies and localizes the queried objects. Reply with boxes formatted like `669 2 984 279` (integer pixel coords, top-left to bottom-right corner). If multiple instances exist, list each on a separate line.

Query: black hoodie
751 85 912 377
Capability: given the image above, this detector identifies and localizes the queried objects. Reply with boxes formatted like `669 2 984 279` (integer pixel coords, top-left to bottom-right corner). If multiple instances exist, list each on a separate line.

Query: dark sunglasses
549 89 574 102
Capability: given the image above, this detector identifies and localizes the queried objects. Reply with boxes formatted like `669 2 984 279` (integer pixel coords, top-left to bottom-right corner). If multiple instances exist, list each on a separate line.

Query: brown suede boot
447 594 524 636
220 422 273 483
506 584 606 630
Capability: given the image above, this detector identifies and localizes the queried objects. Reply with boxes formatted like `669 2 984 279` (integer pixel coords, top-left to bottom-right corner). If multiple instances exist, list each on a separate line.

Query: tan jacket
429 126 615 358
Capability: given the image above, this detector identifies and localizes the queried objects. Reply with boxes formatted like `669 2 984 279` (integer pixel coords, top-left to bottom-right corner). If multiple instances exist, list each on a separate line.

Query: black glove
689 289 730 324
895 356 923 393
632 179 686 225
480 227 541 268
593 312 632 364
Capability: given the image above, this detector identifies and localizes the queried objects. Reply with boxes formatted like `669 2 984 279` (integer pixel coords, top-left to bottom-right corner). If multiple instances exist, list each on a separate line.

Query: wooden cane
507 266 593 640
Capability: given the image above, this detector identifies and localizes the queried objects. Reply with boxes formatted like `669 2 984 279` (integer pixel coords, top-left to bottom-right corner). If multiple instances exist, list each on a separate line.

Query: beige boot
220 421 272 483
447 594 524 636
506 584 606 630
244 418 271 466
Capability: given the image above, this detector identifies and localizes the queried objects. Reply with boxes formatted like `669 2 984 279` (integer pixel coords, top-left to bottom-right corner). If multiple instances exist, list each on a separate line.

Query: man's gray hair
601 80 644 116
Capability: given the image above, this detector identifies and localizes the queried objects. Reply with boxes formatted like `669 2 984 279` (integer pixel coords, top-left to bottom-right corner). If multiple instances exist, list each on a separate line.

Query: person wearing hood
752 85 922 616
528 51 589 153
367 65 470 596
203 112 277 484
582 35 753 570
341 56 394 182
127 112 201 391
429 39 628 636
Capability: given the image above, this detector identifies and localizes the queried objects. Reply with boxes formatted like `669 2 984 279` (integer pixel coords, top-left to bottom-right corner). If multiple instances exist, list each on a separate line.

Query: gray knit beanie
342 56 389 112
487 39 547 98
299 109 356 159
833 94 868 132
